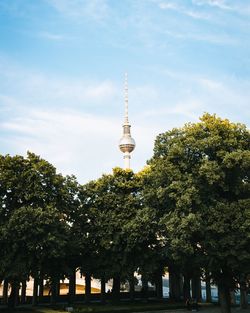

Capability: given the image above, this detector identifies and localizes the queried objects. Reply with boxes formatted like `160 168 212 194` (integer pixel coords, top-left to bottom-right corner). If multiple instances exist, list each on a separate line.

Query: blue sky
0 0 250 183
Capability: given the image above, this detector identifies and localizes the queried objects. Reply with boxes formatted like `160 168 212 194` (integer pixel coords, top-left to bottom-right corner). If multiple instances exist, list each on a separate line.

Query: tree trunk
85 273 91 304
3 279 9 305
8 281 19 308
50 277 58 305
141 274 148 301
21 280 26 304
155 270 163 300
218 284 231 313
15 282 20 306
129 272 135 301
205 272 212 303
32 278 38 306
68 268 76 304
57 279 60 297
169 265 181 301
192 272 202 302
39 276 44 302
230 291 236 305
101 276 106 304
183 273 191 301
240 280 248 309
112 276 120 303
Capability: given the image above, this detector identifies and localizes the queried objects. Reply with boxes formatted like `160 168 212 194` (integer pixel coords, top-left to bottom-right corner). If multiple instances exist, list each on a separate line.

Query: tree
148 114 250 313
1 206 70 299
0 152 79 306
77 167 163 301
77 168 141 300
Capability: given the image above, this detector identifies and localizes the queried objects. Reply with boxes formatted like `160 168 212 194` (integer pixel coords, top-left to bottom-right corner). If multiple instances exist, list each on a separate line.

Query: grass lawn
73 302 186 313
0 307 65 313
0 308 65 313
0 302 187 313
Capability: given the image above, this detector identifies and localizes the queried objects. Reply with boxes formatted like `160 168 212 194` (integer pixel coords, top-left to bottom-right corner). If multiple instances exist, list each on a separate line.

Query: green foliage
0 113 249 312
1 206 69 277
0 152 78 282
148 113 250 289
77 167 150 279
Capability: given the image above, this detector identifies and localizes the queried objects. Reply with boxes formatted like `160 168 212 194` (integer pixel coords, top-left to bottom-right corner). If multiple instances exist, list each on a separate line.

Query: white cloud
0 58 118 108
1 109 119 182
157 0 210 20
0 58 249 183
0 106 161 183
163 29 236 45
186 10 210 20
38 31 65 41
144 100 203 120
192 0 232 11
142 65 250 125
198 78 223 90
0 59 159 182
0 60 124 182
158 2 178 10
46 0 109 22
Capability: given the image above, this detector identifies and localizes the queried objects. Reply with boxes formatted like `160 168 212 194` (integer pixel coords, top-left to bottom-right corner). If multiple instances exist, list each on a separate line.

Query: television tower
119 73 136 169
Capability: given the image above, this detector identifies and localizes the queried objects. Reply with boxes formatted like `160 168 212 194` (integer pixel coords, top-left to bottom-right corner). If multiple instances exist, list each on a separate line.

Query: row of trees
0 114 249 313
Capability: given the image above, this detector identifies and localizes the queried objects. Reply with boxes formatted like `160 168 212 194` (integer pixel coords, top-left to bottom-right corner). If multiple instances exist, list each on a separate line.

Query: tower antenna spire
119 73 136 169
124 72 129 124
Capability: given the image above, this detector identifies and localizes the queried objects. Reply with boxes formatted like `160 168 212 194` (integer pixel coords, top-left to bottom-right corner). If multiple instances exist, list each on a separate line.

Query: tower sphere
119 135 136 153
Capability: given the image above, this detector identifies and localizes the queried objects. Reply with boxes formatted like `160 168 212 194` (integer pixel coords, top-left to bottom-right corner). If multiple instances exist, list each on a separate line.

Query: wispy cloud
149 1 240 46
0 56 249 183
46 0 109 22
198 78 223 90
144 100 203 120
142 65 250 124
1 0 250 184
0 58 118 109
186 10 210 20
0 108 120 181
158 2 178 10
0 106 158 183
192 0 232 10
156 0 210 20
38 31 65 41
0 59 160 181
159 27 237 45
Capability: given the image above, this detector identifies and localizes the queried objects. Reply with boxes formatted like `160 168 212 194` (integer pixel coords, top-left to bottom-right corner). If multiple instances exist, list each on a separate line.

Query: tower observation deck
119 73 136 169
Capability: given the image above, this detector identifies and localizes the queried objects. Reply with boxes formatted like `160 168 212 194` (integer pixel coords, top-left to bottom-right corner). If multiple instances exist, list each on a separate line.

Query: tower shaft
124 152 131 169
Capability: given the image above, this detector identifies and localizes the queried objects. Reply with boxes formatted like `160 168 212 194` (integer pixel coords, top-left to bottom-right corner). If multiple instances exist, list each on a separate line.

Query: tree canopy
0 114 249 313
147 114 250 313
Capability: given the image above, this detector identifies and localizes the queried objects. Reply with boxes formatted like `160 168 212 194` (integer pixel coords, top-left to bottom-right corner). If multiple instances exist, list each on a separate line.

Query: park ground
0 304 249 313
